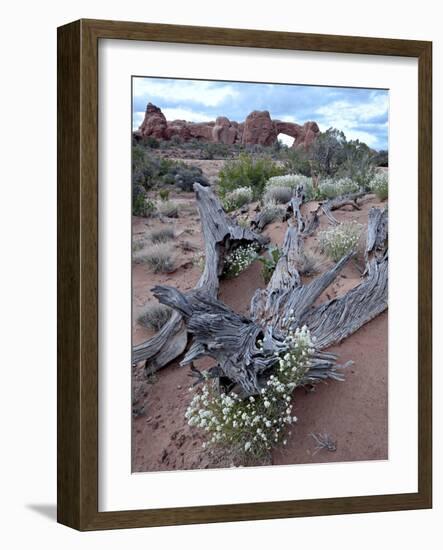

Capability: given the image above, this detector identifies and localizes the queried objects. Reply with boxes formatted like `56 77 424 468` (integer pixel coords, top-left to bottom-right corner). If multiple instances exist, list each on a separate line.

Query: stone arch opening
277 133 295 148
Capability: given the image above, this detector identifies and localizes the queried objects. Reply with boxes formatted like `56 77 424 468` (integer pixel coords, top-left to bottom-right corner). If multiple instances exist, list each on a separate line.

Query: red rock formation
241 110 277 146
137 103 319 149
274 120 320 149
138 102 167 139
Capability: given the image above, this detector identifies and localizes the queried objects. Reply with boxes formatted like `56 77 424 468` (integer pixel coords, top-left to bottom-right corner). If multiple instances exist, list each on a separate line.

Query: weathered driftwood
321 191 366 225
132 183 267 369
153 201 388 396
152 285 345 397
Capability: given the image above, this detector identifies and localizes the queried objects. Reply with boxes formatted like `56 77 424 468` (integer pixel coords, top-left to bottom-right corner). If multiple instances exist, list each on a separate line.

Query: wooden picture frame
57 19 432 530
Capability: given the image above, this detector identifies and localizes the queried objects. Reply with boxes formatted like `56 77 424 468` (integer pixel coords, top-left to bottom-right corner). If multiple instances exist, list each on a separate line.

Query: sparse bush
200 142 231 159
137 302 172 331
317 177 360 199
132 238 145 252
373 150 389 167
158 200 179 218
258 246 282 283
141 136 160 149
134 243 176 272
263 185 293 204
264 174 315 202
185 326 314 459
318 221 363 261
369 172 388 201
172 164 209 192
132 185 156 217
222 187 253 212
223 243 259 278
294 249 323 275
146 226 175 243
158 188 170 201
218 153 284 198
258 201 286 226
265 174 310 193
280 147 312 176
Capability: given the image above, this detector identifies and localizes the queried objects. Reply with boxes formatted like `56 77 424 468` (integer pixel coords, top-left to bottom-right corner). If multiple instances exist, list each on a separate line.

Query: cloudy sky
132 77 389 150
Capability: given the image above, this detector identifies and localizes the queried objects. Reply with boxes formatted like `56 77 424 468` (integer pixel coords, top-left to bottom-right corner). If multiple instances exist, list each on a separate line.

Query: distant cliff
135 102 320 149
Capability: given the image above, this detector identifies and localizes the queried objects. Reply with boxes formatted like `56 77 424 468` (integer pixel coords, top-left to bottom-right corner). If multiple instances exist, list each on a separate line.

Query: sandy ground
132 168 388 472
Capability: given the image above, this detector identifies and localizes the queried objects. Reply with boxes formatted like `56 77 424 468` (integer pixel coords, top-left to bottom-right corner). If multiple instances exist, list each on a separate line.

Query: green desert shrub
158 188 170 201
185 326 314 459
158 200 179 218
318 221 363 261
317 177 360 200
280 147 312 176
171 164 209 192
137 302 172 331
369 172 388 201
218 153 284 198
222 187 253 212
134 243 176 272
132 186 156 217
146 226 175 243
258 246 283 283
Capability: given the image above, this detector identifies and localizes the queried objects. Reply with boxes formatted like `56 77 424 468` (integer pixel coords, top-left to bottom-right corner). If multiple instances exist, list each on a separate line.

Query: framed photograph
57 19 432 530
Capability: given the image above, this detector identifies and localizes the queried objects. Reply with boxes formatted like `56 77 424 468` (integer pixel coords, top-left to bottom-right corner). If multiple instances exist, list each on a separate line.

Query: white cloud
162 107 213 123
133 78 239 108
315 92 388 147
132 111 145 130
277 133 295 147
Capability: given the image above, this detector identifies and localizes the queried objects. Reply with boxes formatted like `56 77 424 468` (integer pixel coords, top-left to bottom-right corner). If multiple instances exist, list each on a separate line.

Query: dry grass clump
137 302 172 331
294 249 324 275
146 226 175 243
158 200 179 218
133 242 176 272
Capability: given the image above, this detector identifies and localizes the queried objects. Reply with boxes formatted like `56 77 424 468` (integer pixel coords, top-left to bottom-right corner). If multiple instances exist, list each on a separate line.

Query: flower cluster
222 186 253 212
369 172 388 201
223 243 259 278
318 177 360 199
318 220 363 261
185 326 315 459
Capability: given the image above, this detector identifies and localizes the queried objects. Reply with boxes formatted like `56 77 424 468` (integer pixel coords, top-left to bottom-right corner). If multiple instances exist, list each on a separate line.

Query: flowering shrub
185 326 315 458
369 172 388 201
318 177 360 199
318 221 363 261
222 186 253 212
223 243 259 278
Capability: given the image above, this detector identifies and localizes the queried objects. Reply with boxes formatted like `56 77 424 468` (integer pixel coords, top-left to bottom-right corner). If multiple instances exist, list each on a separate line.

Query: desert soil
132 164 388 472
